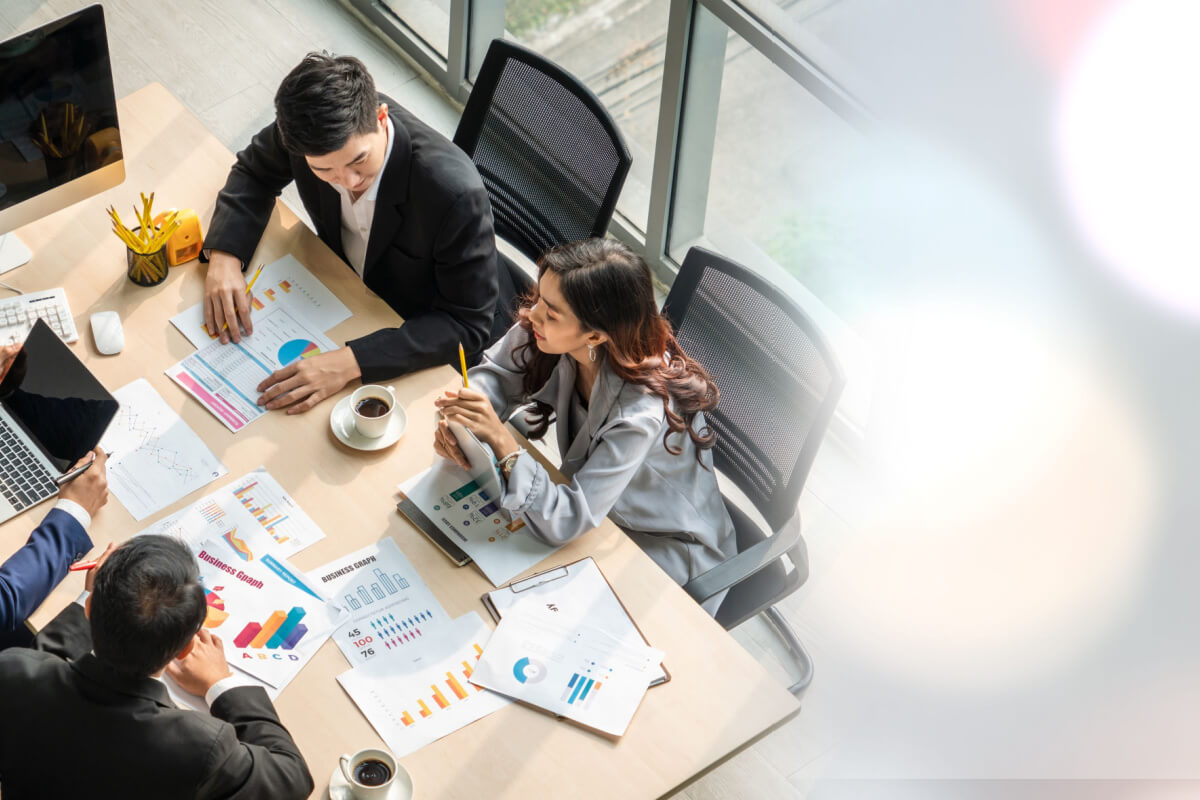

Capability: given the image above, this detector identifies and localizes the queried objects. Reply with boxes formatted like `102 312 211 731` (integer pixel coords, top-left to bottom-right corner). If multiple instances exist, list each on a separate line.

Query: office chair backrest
454 39 632 264
663 247 846 533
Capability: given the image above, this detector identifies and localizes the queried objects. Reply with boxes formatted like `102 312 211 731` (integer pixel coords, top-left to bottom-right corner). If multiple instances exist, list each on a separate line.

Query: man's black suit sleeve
31 602 92 661
205 122 297 268
347 186 499 381
196 685 314 800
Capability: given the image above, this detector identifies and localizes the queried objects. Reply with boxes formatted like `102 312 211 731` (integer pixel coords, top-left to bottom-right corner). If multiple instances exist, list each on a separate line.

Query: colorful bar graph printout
431 686 450 709
446 673 468 700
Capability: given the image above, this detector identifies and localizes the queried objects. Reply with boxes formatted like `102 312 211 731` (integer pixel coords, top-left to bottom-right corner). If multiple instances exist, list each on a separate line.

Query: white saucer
327 764 413 800
330 395 406 451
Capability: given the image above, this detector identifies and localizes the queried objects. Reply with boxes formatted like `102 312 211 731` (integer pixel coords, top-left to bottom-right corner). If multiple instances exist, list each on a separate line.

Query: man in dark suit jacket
203 52 512 414
1 340 111 649
0 535 314 799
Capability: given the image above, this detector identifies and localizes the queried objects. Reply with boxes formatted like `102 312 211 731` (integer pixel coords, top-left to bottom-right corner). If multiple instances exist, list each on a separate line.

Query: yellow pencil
458 342 469 389
244 263 265 292
220 264 266 332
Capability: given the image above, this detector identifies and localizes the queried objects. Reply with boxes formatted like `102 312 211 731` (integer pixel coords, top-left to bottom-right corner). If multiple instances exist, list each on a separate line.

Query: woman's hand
433 416 470 470
434 388 519 462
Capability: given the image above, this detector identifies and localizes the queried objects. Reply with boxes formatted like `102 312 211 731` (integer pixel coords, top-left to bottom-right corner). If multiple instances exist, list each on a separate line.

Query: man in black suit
203 52 512 413
0 535 314 799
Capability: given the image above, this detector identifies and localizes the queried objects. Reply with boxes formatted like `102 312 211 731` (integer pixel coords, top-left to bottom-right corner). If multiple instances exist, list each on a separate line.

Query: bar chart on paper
309 538 450 666
337 613 510 757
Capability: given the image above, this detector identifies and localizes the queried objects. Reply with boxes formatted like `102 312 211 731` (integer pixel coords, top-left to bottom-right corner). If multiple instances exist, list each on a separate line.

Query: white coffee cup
350 385 396 438
338 748 412 799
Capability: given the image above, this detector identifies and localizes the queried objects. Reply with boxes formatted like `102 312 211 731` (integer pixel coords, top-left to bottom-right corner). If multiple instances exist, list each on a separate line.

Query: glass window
671 10 874 428
380 0 451 60
503 0 670 230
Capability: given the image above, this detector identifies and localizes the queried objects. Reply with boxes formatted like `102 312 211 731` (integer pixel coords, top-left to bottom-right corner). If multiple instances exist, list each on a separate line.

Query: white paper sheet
307 538 449 667
170 255 351 349
99 379 227 520
337 612 510 757
166 307 337 432
141 468 326 563
398 460 557 586
470 606 663 737
485 558 666 684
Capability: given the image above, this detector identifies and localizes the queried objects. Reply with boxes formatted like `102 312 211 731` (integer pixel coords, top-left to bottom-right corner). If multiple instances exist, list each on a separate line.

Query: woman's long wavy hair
514 238 719 461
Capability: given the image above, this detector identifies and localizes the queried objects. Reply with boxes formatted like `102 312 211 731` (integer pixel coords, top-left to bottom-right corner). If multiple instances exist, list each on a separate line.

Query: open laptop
0 318 118 522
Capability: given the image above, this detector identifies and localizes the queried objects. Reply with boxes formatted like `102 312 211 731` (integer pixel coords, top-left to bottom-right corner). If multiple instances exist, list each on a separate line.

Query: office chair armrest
682 508 804 605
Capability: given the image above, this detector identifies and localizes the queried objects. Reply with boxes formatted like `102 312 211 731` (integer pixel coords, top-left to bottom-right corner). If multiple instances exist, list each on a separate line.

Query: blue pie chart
512 656 547 684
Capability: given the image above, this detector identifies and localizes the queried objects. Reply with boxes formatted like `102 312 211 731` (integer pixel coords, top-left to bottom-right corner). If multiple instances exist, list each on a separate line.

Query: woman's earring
587 343 597 363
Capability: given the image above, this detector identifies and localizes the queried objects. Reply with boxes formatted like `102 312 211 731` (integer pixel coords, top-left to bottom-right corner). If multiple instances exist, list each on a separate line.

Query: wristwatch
497 449 521 481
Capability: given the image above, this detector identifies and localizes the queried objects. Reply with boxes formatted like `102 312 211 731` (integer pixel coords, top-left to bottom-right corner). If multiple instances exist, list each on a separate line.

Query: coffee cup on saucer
335 748 412 800
350 385 396 439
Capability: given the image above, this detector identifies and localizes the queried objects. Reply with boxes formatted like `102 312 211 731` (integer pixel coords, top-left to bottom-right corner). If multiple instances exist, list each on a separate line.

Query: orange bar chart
446 672 468 700
431 685 450 709
249 610 288 648
417 699 432 718
400 710 414 727
473 643 483 658
461 659 473 679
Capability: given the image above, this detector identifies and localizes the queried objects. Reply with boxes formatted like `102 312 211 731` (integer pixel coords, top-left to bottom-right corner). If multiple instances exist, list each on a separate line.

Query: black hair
89 535 206 679
274 52 379 156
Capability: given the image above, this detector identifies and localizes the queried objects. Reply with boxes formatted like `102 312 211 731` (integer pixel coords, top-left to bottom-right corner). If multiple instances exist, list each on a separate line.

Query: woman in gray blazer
434 238 736 614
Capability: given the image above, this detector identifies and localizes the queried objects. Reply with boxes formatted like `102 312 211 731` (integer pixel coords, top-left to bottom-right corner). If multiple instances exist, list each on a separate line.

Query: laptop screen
0 318 117 472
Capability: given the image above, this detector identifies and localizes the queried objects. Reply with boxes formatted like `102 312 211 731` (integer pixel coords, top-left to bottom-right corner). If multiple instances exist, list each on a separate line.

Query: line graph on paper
100 380 228 521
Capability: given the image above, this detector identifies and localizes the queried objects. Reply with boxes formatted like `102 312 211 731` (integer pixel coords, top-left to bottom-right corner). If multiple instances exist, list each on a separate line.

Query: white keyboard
0 288 78 345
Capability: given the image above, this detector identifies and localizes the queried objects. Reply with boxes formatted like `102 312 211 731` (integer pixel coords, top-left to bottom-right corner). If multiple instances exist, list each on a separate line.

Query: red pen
68 560 99 572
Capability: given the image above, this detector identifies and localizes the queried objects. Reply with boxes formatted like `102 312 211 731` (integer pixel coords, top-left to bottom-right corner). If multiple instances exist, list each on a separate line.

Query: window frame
343 0 873 437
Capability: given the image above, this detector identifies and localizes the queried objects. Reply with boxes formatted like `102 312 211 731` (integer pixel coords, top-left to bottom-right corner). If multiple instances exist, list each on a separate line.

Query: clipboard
481 557 670 687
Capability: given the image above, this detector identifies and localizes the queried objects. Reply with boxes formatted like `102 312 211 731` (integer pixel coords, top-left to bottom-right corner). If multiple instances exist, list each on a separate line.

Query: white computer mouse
90 310 124 355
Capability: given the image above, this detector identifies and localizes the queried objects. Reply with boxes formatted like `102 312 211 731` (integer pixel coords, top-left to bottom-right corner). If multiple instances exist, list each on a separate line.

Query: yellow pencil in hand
458 342 470 389
220 263 266 332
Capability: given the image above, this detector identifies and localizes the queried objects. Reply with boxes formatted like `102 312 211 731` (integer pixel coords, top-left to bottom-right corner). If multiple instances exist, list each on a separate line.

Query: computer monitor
0 5 124 273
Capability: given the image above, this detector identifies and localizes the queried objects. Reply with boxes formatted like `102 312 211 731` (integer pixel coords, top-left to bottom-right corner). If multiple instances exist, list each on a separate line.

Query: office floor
0 2 859 796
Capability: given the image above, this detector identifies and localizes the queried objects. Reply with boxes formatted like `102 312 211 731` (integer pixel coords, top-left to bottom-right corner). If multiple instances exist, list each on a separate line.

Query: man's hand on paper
204 250 252 343
434 388 519 463
257 347 362 414
166 629 233 696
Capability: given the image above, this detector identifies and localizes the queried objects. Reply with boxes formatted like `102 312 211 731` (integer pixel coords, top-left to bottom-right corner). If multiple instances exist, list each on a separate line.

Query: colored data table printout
166 307 337 432
471 607 663 737
99 379 227 520
170 254 351 349
400 460 558 586
141 468 326 564
338 612 510 756
308 538 448 666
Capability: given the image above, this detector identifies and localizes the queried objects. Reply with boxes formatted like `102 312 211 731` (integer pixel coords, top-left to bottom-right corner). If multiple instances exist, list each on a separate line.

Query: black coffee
353 759 392 787
355 397 391 418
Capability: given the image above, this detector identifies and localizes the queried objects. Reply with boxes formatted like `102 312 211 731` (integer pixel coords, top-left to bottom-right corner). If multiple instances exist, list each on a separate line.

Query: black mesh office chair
454 38 633 321
665 247 846 696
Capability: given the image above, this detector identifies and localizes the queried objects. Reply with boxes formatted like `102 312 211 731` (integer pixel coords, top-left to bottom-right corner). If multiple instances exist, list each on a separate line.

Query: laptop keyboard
0 417 57 511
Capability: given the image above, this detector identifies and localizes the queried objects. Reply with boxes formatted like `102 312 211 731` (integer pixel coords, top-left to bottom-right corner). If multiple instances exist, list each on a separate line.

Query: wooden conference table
0 84 801 799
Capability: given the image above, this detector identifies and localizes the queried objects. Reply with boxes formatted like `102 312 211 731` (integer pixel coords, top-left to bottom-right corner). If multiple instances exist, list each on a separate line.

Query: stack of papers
165 255 351 433
470 606 664 737
135 468 339 707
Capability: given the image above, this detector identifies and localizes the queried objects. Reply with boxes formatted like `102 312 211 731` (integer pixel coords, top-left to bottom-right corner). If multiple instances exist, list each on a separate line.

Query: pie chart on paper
278 339 322 365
